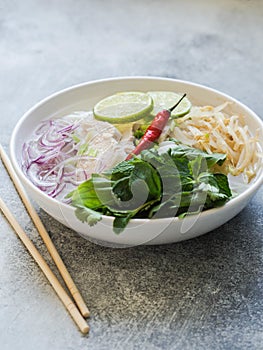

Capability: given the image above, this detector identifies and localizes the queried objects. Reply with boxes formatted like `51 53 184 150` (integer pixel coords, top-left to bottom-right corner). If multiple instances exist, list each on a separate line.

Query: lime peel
93 92 154 124
147 91 191 119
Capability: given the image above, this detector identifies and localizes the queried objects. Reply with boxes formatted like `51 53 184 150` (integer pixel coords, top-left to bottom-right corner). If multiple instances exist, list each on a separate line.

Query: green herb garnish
68 142 232 233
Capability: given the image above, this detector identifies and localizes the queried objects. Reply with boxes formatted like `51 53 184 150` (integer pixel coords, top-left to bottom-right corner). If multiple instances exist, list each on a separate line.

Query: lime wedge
93 92 154 124
147 91 191 118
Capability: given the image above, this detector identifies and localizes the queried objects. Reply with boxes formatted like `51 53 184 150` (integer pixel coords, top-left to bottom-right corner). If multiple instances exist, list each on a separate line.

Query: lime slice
93 92 154 124
147 91 191 118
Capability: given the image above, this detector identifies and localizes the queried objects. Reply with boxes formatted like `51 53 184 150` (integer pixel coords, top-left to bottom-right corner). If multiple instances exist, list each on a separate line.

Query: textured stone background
0 0 263 349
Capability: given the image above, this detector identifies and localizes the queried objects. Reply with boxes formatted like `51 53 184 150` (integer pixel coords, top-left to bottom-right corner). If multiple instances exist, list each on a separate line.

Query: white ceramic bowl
10 77 263 247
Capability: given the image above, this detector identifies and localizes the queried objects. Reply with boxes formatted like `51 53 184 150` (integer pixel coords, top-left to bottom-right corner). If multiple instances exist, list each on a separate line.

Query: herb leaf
75 206 102 226
69 141 232 233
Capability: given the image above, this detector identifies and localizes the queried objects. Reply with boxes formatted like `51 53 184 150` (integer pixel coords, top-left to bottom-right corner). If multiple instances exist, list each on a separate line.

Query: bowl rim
10 76 263 225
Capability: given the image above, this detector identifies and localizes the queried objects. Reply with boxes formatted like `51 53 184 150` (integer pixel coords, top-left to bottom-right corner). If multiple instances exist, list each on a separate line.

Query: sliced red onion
21 114 132 202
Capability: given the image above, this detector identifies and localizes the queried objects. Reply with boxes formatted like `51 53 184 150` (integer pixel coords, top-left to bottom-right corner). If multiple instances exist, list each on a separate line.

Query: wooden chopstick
0 144 89 317
0 197 89 334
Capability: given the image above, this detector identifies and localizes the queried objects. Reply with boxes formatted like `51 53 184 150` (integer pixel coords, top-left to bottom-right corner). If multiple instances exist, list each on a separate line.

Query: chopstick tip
0 144 8 162
0 143 4 155
83 309 90 318
82 324 90 335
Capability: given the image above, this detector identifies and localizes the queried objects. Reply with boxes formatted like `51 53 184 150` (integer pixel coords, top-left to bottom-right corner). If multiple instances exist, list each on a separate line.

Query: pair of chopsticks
0 144 90 334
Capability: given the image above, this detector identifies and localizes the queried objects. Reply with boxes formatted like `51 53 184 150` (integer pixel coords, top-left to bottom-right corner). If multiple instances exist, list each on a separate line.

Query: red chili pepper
126 93 187 160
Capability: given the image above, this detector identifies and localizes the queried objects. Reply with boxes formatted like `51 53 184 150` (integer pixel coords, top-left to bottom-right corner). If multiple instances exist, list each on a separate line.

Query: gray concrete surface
1 0 263 349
